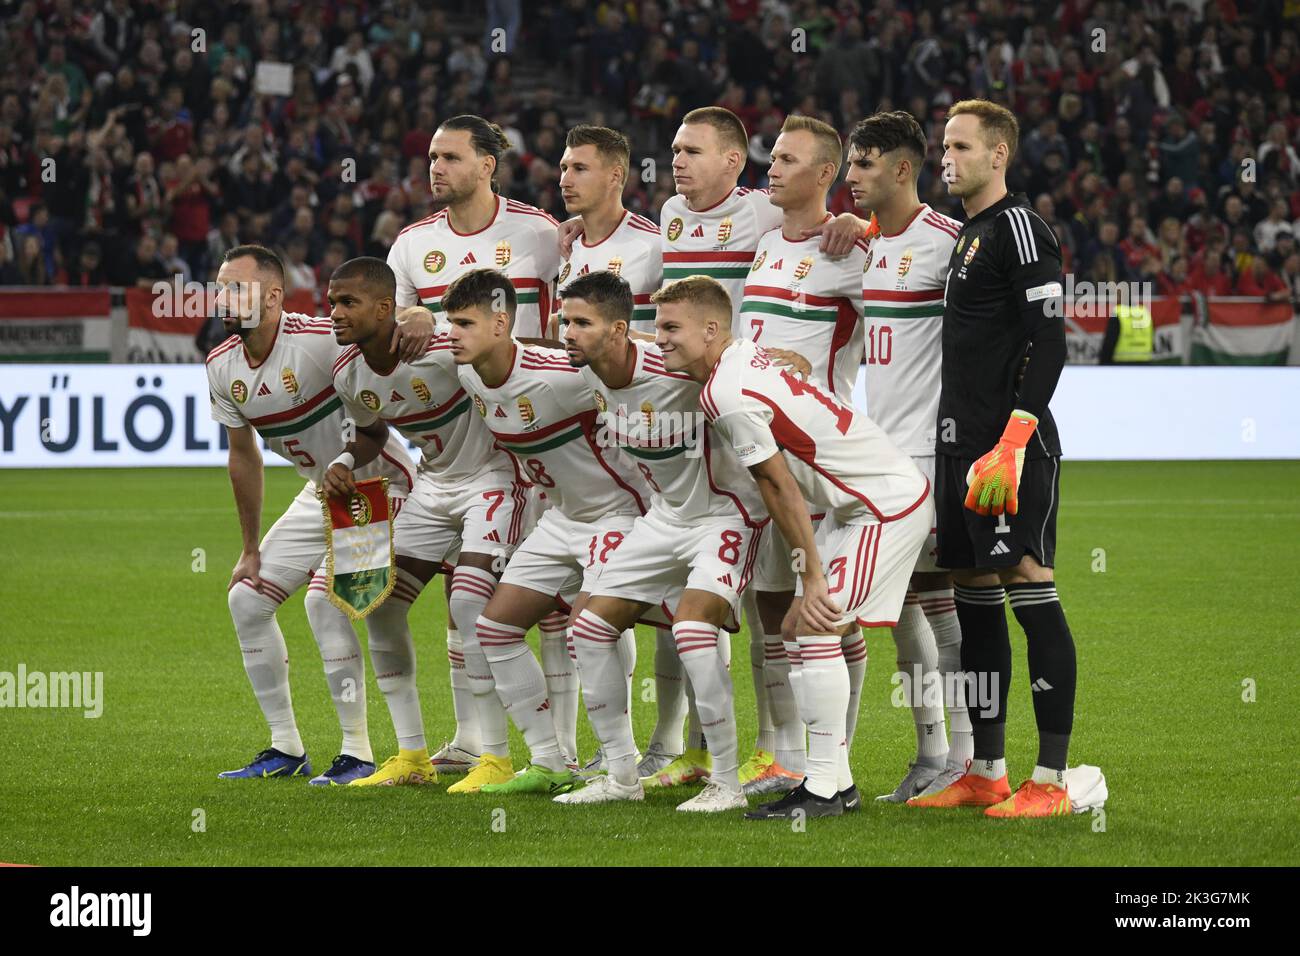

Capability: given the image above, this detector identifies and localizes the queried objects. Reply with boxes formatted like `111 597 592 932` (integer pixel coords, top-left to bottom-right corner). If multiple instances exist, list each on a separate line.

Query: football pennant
319 477 395 620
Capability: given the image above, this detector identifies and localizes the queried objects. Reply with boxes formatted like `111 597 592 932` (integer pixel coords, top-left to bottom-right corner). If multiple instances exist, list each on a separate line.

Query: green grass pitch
1 461 1296 866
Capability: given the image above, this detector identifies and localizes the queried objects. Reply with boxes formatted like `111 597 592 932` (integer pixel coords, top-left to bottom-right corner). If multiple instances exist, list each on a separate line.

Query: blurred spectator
67 241 106 286
1235 256 1289 301
1187 242 1233 297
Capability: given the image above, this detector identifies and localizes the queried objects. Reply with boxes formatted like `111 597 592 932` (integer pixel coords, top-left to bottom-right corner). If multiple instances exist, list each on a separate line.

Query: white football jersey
741 220 868 399
558 210 663 332
660 186 783 334
457 343 652 523
861 204 960 455
579 340 766 525
206 313 415 493
332 331 513 487
387 196 561 338
700 337 927 525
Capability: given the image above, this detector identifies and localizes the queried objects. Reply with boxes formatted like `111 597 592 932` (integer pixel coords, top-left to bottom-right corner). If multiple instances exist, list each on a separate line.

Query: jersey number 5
284 439 316 467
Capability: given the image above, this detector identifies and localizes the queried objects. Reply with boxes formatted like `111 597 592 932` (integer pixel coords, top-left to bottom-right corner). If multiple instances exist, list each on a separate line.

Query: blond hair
650 275 733 322
948 99 1020 162
781 114 844 174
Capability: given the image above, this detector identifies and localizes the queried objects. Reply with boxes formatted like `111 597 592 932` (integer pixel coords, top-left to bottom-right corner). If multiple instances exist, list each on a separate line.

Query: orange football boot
984 779 1071 818
906 771 1011 808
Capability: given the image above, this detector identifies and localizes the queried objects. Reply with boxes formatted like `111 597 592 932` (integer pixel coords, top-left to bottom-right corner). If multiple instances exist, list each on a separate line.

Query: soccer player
738 115 870 796
843 110 972 802
386 113 561 771
388 114 560 334
445 268 653 795
908 99 1078 818
206 244 423 784
653 275 932 818
542 271 767 812
555 125 662 335
322 257 529 788
554 124 677 776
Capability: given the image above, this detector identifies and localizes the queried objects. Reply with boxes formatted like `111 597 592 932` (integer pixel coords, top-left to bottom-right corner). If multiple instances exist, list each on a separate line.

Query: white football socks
1032 765 1066 787
776 638 807 774
971 757 1007 780
478 616 565 771
571 609 639 784
796 636 848 799
446 626 480 755
364 567 427 752
647 626 687 755
538 610 578 763
744 593 776 755
673 621 739 791
305 574 372 762
228 578 303 757
449 567 509 758
918 588 972 768
618 627 637 718
894 598 948 766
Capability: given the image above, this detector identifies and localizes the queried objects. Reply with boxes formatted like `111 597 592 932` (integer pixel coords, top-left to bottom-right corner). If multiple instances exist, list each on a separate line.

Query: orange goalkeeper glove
964 410 1038 517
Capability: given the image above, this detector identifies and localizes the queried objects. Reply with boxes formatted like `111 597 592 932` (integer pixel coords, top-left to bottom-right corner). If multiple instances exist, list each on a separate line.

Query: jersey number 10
866 325 893 365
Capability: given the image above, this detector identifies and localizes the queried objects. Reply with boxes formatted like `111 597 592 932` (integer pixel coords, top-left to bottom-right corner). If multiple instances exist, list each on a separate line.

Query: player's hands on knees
391 306 434 361
803 213 868 257
229 550 263 591
764 347 812 380
323 463 358 499
798 574 843 634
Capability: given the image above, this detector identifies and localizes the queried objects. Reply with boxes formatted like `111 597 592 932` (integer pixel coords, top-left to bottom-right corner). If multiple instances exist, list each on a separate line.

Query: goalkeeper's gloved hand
964 409 1038 517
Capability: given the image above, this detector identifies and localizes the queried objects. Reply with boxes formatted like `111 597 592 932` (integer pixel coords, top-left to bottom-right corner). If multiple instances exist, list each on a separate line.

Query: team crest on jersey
359 389 382 412
717 217 733 245
898 250 913 278
280 367 300 396
411 378 432 404
667 217 684 242
495 240 511 268
473 395 487 417
956 235 966 255
594 390 608 413
640 400 654 430
348 493 372 527
559 261 571 284
424 250 446 274
517 396 536 426
963 236 980 266
607 256 623 276
751 250 766 272
793 257 814 281
231 380 248 404
862 248 874 272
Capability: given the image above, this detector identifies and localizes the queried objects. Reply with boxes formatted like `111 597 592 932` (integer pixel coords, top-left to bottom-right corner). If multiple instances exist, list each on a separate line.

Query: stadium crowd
1 0 1298 309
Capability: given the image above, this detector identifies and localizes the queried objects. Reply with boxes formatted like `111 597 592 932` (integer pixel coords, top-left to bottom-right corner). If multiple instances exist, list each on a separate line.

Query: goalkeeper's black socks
1007 581 1077 771
953 584 1011 763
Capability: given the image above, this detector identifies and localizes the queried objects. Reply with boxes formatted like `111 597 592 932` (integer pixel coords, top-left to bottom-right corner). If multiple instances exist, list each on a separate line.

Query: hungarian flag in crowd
1191 298 1295 365
319 477 395 619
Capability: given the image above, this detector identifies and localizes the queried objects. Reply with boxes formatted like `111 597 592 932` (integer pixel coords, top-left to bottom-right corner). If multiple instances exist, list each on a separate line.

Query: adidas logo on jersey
494 406 508 418
989 540 1011 556
771 258 784 271
1031 678 1054 692
716 573 734 588
690 225 705 238
483 530 502 543
390 390 405 402
460 252 477 265
256 383 272 397
876 256 888 269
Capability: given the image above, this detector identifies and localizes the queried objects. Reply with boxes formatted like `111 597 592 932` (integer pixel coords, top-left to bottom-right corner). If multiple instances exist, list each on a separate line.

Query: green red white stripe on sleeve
663 251 756 281
861 288 945 320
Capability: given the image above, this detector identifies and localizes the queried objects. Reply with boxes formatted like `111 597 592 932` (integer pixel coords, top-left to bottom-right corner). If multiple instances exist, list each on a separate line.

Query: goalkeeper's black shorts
934 453 1060 571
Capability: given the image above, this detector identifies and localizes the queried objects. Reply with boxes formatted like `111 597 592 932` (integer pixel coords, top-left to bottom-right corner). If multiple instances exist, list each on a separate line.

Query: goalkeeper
908 99 1077 819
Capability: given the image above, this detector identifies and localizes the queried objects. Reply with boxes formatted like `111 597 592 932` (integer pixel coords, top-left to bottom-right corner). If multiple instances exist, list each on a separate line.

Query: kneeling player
653 276 933 818
541 272 767 812
324 257 528 787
